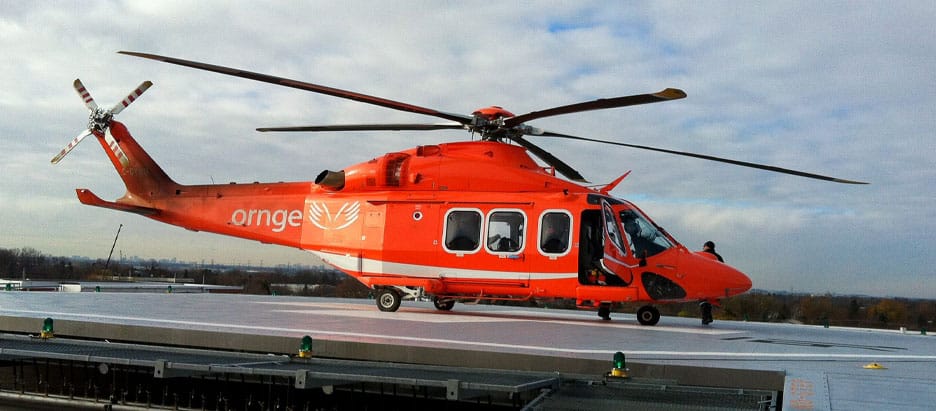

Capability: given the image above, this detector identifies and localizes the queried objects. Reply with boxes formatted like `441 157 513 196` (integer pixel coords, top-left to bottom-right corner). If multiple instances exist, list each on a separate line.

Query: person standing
703 241 723 262
700 241 722 325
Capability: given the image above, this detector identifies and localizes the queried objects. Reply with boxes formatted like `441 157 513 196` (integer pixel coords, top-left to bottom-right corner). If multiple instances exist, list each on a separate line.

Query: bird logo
308 201 360 230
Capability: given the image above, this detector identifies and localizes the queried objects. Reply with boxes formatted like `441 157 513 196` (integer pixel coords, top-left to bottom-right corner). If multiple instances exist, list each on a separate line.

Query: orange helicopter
52 52 866 325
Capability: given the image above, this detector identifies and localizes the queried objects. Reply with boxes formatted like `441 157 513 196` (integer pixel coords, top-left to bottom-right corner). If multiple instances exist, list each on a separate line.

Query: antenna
104 224 123 270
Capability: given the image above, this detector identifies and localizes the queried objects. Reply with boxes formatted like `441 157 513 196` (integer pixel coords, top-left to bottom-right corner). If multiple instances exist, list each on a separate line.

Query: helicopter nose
719 263 753 297
690 250 752 297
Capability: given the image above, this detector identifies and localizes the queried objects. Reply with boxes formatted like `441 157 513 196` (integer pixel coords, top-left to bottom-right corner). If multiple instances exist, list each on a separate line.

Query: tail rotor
52 79 152 164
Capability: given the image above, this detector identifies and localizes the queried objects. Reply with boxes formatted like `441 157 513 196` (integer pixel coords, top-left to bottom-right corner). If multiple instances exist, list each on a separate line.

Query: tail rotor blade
110 81 153 115
73 79 98 111
51 129 92 164
56 80 153 165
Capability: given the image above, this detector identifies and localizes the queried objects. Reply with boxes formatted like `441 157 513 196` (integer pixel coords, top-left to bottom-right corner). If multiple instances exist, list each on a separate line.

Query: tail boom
81 120 312 248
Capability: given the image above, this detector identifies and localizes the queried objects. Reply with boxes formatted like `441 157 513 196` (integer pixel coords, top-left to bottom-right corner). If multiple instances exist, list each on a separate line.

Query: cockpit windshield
618 206 674 258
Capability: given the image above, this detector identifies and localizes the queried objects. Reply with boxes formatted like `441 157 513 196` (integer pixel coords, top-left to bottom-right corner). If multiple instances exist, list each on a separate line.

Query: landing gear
433 297 455 311
700 301 713 325
636 305 660 326
376 288 402 312
598 303 612 321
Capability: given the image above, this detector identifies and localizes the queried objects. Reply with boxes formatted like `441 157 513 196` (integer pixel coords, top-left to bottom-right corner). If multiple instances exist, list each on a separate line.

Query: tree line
0 246 366 297
613 291 935 331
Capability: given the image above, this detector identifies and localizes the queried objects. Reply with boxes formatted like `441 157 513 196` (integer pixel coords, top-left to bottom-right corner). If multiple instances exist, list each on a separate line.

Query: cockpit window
618 209 673 258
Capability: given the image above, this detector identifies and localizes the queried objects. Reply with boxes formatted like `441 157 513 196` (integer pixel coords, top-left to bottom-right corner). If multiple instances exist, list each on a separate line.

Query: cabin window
539 211 572 254
444 209 482 252
486 210 525 253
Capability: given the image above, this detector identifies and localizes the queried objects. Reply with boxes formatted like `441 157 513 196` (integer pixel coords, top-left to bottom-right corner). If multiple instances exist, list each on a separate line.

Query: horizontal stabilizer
76 189 159 216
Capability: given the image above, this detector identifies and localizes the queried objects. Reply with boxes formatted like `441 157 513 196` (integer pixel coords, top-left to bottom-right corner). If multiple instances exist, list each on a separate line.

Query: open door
598 200 634 285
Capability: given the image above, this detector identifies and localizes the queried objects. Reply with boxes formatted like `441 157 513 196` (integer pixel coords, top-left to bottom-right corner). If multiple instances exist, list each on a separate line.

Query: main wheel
433 297 455 311
376 288 402 312
636 305 660 326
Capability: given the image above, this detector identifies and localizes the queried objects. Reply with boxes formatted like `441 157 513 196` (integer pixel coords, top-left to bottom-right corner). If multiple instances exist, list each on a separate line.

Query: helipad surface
0 292 932 409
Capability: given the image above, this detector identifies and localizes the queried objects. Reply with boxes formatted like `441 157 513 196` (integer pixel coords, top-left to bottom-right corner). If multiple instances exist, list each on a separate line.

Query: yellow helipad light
863 362 886 370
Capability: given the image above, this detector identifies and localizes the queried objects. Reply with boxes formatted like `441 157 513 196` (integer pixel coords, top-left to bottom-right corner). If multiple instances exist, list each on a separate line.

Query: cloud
0 2 933 297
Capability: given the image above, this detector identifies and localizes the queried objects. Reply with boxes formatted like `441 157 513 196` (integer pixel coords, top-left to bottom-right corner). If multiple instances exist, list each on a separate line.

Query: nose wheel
636 305 660 326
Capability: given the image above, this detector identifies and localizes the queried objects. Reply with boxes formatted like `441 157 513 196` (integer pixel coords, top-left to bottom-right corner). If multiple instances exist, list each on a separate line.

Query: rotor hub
470 107 521 141
88 108 113 133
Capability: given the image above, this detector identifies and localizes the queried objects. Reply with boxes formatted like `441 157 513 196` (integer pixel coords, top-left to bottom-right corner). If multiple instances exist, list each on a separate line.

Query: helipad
0 292 932 409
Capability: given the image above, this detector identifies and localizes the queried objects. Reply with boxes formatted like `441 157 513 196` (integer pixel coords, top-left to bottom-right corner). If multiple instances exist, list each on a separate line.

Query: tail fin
85 120 179 209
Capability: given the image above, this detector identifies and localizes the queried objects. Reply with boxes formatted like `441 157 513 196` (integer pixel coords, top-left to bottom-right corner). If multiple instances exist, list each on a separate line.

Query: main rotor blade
511 136 587 183
536 131 869 184
504 88 686 127
119 51 473 125
257 123 466 132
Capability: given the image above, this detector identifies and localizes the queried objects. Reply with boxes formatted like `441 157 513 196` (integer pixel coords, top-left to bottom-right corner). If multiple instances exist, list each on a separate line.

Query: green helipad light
298 335 313 358
40 317 54 339
613 351 625 369
610 351 629 378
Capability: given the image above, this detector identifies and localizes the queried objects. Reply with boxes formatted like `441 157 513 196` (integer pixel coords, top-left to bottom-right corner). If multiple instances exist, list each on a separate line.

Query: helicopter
52 51 867 326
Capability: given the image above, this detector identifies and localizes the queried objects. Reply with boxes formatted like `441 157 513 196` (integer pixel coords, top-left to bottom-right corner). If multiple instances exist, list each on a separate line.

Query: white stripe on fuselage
308 250 577 281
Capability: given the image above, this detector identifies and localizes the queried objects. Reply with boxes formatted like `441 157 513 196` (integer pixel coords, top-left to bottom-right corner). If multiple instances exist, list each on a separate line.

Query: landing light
40 317 54 339
298 335 313 358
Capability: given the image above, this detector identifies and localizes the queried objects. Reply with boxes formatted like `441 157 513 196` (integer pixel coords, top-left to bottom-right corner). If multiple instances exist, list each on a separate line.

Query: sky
0 1 933 298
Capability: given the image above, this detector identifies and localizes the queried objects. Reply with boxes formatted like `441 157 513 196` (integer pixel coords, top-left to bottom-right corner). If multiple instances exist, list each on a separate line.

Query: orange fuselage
78 121 752 307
